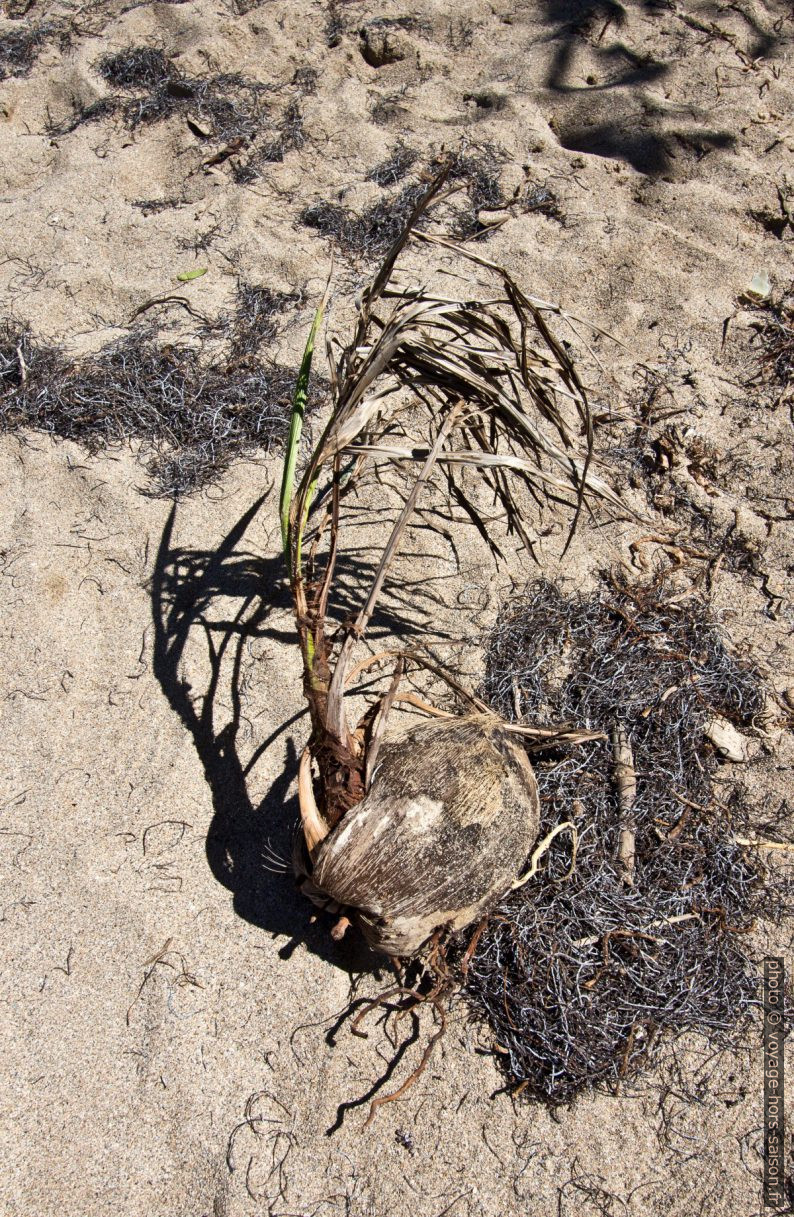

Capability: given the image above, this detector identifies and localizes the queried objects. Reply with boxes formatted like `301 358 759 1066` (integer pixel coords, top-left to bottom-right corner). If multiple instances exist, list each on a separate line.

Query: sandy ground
1 1 793 1214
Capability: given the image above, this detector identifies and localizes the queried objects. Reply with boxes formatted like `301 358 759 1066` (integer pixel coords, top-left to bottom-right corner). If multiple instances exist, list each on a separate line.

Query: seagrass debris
0 285 325 495
459 573 790 1102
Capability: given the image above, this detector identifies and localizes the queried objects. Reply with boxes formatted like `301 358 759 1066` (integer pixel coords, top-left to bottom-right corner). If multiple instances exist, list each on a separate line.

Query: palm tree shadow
150 493 380 967
149 491 452 968
534 0 788 175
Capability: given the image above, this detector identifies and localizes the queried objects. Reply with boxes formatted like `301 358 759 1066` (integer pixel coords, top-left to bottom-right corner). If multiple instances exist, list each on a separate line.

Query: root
363 995 447 1128
511 821 578 890
325 933 456 1130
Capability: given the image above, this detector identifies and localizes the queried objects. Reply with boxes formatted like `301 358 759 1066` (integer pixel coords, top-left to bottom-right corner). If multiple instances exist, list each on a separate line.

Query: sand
0 1 792 1214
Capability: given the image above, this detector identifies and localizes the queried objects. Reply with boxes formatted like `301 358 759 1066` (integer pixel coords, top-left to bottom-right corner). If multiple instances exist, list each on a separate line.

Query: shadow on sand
149 489 454 970
534 0 788 175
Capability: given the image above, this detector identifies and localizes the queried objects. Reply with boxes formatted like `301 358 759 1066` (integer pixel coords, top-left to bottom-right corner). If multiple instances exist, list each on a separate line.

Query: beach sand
1 2 792 1213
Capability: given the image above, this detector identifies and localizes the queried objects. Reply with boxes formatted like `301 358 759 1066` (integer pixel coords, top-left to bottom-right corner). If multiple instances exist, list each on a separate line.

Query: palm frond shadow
149 490 454 965
534 0 780 175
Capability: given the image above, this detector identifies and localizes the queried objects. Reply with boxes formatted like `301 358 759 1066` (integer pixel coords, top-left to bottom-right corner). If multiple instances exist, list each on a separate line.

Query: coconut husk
307 714 539 956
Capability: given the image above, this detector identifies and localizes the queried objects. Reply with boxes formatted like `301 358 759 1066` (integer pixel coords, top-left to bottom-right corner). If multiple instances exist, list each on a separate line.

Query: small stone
741 270 771 303
477 208 511 228
704 716 751 763
186 115 213 139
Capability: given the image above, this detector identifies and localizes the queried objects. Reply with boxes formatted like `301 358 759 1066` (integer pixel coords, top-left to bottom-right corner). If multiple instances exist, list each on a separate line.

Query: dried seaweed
366 144 418 187
370 89 408 126
456 573 788 1103
449 152 566 236
92 44 306 176
748 280 794 404
299 149 502 256
97 46 174 92
0 18 68 81
0 287 325 495
47 43 297 171
325 1 345 49
237 97 304 178
300 182 430 258
522 183 566 225
213 284 302 360
292 66 318 96
47 97 119 138
302 149 557 255
445 146 507 238
226 0 265 13
132 197 186 216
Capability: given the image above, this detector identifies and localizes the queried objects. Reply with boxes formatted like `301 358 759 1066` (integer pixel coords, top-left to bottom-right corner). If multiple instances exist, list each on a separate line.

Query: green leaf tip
279 301 326 571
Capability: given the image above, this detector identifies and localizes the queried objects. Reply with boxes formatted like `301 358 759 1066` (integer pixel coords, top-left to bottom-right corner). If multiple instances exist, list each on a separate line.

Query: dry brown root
329 915 352 941
362 994 447 1129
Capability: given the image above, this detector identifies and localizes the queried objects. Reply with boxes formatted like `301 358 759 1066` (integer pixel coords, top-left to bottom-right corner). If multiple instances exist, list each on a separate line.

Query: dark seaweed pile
46 44 308 177
299 146 559 254
94 46 272 138
0 286 325 495
750 280 794 404
459 574 788 1103
0 18 68 82
300 182 432 259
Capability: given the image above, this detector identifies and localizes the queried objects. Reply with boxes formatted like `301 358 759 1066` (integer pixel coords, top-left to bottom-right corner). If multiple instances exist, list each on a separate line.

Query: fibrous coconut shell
309 714 540 956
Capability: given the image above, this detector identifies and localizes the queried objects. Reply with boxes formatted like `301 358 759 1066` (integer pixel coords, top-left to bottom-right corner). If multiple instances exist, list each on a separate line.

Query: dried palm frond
280 163 625 955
